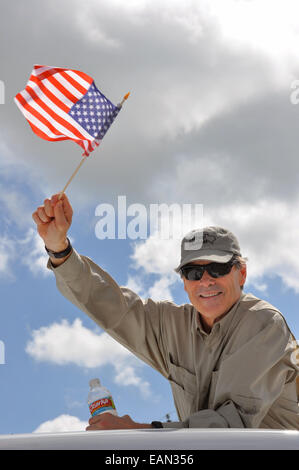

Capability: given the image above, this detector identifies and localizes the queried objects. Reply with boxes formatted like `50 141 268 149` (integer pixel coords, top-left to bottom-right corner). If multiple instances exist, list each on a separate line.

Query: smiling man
33 195 298 430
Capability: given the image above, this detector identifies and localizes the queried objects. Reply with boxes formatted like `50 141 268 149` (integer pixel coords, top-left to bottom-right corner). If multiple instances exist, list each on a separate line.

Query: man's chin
196 292 224 311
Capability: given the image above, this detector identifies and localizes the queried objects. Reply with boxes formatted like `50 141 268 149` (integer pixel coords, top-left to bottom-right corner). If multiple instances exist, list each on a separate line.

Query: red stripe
28 121 68 142
29 75 70 113
35 67 68 81
47 75 78 103
15 93 66 139
61 71 88 95
25 85 89 141
73 70 93 85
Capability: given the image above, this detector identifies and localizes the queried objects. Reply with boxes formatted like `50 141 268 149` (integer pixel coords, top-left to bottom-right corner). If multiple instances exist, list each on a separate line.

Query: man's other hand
86 413 152 430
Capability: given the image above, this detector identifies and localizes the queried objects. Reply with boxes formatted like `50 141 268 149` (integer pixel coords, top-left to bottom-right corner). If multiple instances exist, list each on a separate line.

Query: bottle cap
89 378 101 388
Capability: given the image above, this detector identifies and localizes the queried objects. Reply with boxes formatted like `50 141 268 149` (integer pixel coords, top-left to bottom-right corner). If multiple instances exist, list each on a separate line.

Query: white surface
0 428 298 450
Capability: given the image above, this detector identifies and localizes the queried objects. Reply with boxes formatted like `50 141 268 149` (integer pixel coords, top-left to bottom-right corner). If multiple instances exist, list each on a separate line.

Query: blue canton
68 82 120 140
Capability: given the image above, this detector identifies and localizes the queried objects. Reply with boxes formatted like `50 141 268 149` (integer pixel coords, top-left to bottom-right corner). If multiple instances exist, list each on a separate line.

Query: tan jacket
48 249 299 429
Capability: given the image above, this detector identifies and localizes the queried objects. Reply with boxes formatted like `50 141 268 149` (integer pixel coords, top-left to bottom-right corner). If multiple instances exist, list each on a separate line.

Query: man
32 194 299 430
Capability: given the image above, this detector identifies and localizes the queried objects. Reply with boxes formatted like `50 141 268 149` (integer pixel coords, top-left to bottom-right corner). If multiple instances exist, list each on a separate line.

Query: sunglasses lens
181 261 234 280
181 266 204 281
208 262 233 278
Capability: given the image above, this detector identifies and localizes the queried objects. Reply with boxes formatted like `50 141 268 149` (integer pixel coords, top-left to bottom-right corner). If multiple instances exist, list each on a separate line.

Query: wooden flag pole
58 92 130 200
58 156 87 200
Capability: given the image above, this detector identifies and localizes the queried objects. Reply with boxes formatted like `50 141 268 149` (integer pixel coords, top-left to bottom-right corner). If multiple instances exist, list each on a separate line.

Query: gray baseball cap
175 226 242 272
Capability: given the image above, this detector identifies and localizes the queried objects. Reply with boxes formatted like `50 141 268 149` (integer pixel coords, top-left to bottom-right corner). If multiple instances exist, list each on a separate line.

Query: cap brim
174 250 234 272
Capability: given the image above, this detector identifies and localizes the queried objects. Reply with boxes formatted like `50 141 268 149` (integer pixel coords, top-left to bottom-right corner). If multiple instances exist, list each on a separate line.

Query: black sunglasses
180 259 235 281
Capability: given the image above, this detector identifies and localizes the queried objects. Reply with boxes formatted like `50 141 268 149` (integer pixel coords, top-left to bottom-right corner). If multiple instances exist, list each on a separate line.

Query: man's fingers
86 425 101 431
51 193 73 224
44 198 54 218
53 200 71 230
88 414 103 425
36 206 52 223
32 211 44 226
50 193 61 206
86 416 106 431
86 414 104 431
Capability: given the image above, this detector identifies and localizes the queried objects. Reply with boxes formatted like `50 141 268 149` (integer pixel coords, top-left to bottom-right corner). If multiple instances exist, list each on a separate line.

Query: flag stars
69 82 119 140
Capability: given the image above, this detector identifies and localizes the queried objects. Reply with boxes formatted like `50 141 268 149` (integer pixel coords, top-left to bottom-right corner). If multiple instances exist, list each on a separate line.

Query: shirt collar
195 292 245 337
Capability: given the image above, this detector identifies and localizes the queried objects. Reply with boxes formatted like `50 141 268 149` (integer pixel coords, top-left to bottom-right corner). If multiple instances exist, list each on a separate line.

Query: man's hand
86 413 152 431
32 193 73 265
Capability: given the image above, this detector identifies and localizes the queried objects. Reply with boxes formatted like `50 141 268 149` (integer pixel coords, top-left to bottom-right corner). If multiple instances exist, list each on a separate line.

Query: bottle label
89 396 116 417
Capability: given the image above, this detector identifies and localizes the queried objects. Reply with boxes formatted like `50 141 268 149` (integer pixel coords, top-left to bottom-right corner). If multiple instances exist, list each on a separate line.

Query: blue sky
0 0 299 434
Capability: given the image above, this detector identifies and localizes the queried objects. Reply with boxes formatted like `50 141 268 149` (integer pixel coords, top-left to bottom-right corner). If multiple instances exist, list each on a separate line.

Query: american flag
14 65 121 156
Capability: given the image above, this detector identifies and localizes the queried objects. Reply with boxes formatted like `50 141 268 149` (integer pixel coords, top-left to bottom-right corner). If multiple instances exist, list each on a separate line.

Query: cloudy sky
0 0 298 434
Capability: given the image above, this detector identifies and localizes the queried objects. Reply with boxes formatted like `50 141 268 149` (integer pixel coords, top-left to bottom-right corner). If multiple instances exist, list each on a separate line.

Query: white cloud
114 364 151 398
0 236 16 277
147 276 175 302
131 237 180 275
19 229 50 277
26 318 151 398
205 0 299 70
33 414 88 433
26 318 131 367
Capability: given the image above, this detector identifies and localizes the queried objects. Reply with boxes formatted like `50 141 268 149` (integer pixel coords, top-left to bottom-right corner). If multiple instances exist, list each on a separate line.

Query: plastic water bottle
87 378 118 417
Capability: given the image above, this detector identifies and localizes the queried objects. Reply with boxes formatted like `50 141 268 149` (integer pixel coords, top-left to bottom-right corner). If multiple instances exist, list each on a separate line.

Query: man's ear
239 264 247 288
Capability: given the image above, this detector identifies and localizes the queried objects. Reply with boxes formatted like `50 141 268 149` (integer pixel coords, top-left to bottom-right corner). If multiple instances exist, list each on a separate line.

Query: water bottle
87 378 118 417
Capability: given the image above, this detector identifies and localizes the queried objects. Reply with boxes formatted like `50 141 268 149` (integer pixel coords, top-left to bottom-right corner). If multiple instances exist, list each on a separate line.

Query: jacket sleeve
163 312 298 428
47 248 169 378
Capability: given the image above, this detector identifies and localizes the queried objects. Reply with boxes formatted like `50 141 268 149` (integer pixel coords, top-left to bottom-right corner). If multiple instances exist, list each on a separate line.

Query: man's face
183 259 247 329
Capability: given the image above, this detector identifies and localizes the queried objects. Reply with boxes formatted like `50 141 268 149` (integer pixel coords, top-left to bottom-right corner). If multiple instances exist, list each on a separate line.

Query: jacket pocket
168 359 197 421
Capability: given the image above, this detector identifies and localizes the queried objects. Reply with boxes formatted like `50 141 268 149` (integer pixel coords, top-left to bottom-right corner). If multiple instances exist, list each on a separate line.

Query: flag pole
58 92 130 200
119 92 130 107
58 156 87 200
